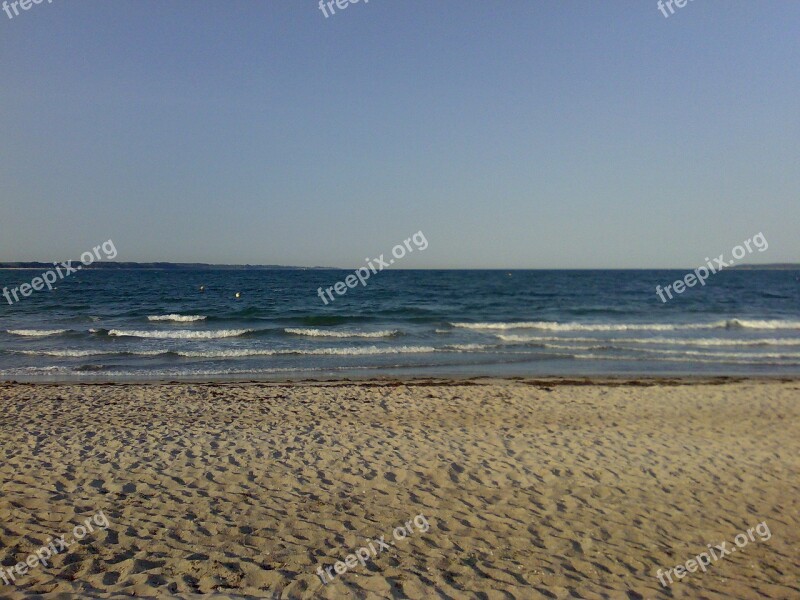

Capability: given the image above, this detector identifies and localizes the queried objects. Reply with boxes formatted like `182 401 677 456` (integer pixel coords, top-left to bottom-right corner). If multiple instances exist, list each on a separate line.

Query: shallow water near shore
1 269 799 381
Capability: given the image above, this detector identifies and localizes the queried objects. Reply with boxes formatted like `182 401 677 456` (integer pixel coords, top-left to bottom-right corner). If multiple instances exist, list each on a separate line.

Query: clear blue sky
1 1 798 268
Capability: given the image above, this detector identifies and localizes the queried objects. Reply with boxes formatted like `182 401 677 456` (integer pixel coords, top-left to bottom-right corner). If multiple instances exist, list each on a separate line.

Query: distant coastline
728 263 800 270
0 262 796 271
0 262 335 271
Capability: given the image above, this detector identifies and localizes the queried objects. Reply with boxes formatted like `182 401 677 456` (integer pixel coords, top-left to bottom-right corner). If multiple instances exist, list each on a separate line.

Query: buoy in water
235 292 241 298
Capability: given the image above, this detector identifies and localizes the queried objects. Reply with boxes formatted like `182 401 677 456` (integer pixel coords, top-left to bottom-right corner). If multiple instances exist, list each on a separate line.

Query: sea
1 269 799 381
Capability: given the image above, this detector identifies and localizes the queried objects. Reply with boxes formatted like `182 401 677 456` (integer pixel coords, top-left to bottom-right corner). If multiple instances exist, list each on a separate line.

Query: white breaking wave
498 334 604 343
725 319 800 330
284 328 399 339
15 345 435 358
570 352 800 366
532 344 800 360
454 319 800 332
497 334 800 347
456 321 688 331
643 336 800 347
147 314 207 322
108 329 252 339
0 366 72 375
176 345 435 358
443 343 494 351
7 329 69 337
17 349 168 357
627 347 800 360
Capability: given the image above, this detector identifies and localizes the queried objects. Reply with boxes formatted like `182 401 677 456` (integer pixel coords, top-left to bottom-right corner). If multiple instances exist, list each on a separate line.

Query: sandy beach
0 378 798 599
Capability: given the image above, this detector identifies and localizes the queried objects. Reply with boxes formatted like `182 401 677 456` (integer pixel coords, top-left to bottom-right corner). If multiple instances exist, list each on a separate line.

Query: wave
176 345 436 358
107 329 253 339
284 328 399 339
455 321 684 331
443 343 495 351
628 347 800 360
725 319 800 330
455 319 800 332
569 352 800 366
17 345 437 359
530 344 800 360
0 366 72 375
497 334 800 347
147 314 207 322
16 349 169 357
7 329 69 337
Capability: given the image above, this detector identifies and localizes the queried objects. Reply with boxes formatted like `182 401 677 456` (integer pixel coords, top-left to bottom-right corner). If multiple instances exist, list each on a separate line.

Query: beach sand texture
0 379 798 599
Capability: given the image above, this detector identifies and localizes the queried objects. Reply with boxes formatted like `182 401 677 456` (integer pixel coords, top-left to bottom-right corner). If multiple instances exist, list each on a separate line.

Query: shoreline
3 373 799 387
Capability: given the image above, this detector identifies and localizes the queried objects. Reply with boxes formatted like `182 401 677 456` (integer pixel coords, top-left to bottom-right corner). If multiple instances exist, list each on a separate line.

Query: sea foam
454 319 800 332
176 345 435 358
284 328 399 338
497 334 800 346
7 329 69 337
147 314 207 322
108 329 252 339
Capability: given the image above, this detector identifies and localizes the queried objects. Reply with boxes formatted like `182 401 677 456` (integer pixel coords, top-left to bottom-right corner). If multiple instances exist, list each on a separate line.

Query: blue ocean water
1 269 799 381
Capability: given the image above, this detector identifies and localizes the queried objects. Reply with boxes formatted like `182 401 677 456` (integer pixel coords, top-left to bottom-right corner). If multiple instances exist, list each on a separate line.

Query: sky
1 1 798 269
